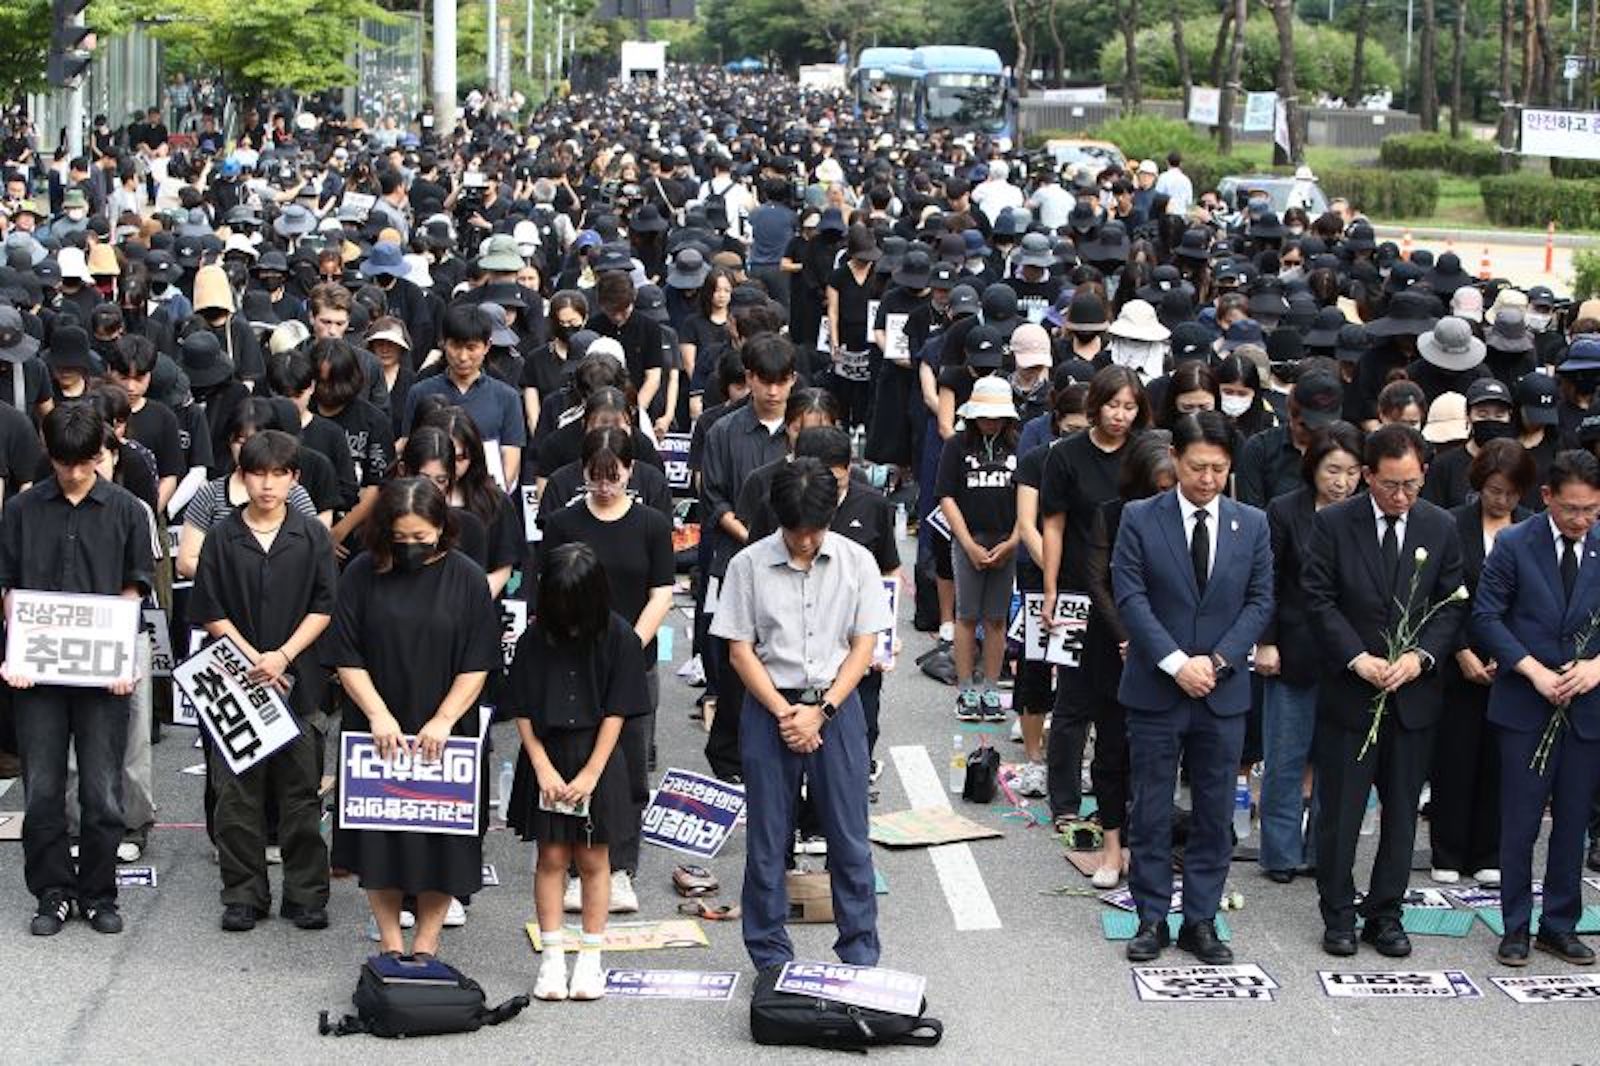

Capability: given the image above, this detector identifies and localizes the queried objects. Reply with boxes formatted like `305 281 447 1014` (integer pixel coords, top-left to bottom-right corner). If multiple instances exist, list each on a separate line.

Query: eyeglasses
1550 502 1600 520
1374 478 1425 496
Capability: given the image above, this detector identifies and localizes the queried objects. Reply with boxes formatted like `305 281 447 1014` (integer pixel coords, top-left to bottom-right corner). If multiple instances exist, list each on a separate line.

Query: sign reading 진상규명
172 636 300 775
339 732 482 836
5 591 139 687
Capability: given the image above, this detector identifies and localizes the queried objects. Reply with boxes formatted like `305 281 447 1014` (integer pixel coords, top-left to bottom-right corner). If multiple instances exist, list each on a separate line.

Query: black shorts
1014 658 1053 714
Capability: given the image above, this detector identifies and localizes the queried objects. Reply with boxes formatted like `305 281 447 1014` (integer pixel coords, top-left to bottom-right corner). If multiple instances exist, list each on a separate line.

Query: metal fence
27 25 163 153
1019 97 1420 151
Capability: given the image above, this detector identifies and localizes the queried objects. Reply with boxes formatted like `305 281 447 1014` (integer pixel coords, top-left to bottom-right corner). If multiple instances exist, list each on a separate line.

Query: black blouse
505 612 651 736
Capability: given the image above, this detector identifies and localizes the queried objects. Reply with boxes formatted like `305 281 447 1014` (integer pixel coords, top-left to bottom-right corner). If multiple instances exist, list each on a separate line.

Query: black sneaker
83 902 123 934
281 902 329 930
31 892 72 936
221 903 264 932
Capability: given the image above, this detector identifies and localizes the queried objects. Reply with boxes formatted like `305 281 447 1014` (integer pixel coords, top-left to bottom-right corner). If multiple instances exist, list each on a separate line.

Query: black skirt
506 727 635 846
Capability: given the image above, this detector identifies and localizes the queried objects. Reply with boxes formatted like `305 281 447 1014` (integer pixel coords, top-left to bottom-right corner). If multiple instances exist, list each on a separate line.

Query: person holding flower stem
1303 425 1467 960
1471 449 1600 968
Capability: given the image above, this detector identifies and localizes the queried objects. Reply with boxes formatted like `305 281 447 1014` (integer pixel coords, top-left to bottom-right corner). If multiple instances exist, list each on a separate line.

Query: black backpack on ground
749 966 943 1051
320 955 529 1039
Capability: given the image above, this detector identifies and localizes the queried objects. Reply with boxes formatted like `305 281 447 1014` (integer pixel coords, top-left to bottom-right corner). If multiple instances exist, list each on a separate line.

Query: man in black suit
1303 424 1468 958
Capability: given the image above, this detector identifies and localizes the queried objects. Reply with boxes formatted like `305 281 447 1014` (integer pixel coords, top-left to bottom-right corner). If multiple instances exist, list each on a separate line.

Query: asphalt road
1 565 1595 1066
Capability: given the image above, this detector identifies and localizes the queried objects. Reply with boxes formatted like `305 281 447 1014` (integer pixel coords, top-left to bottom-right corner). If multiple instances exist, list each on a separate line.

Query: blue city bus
852 47 913 119
883 46 1016 148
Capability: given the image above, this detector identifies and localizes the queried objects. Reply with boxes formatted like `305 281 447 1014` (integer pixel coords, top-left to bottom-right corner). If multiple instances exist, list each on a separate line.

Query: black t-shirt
324 399 395 489
0 400 41 500
127 399 185 480
174 400 216 476
937 366 989 412
542 500 675 662
295 445 339 515
1421 442 1474 511
935 433 1019 536
1040 430 1131 591
827 262 875 350
536 421 662 480
1014 441 1049 591
1007 277 1063 326
519 343 574 403
300 412 359 511
539 459 673 525
679 313 733 389
831 482 900 573
585 310 664 392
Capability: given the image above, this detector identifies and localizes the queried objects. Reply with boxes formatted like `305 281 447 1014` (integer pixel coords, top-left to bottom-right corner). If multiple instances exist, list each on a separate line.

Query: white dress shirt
1550 516 1585 571
1159 493 1221 677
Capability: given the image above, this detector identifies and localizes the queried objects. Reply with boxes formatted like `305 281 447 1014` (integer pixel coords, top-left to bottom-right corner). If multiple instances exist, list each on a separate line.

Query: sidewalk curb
1371 224 1588 250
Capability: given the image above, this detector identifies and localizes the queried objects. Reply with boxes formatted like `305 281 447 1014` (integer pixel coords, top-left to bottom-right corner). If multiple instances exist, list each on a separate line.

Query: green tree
0 0 49 102
135 0 392 95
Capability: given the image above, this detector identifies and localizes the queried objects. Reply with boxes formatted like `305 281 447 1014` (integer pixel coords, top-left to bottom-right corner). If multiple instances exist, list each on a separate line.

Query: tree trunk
1120 0 1142 115
1003 0 1031 97
1209 0 1233 87
1171 0 1192 113
1218 0 1247 154
1449 0 1466 137
1535 0 1559 103
1270 0 1302 163
1522 0 1538 107
1420 0 1439 129
1349 0 1371 104
1047 3 1067 88
1589 0 1598 109
1499 0 1518 170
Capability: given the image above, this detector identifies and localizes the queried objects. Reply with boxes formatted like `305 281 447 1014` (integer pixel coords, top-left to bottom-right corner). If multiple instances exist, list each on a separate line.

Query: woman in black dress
506 543 649 1001
330 478 502 958
541 427 674 914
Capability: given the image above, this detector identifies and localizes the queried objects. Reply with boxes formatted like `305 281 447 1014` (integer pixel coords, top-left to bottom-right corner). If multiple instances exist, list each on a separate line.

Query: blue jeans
1259 678 1320 873
15 686 130 907
739 693 879 970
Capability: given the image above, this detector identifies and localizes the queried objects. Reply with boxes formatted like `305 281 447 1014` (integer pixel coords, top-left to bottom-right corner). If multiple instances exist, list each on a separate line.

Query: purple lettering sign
774 961 926 1017
641 767 745 858
338 732 482 836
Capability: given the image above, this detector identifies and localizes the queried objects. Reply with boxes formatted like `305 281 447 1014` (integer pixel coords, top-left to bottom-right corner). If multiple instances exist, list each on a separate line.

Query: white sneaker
1016 762 1047 798
1091 863 1121 890
609 871 639 914
1473 868 1501 887
1430 867 1461 884
116 841 142 863
563 877 583 913
444 898 466 927
534 945 569 1001
1009 718 1023 743
265 845 283 866
568 950 606 1001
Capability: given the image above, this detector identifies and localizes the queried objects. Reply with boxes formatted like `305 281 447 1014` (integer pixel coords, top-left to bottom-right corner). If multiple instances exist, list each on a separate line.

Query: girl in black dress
330 478 502 959
507 543 649 1002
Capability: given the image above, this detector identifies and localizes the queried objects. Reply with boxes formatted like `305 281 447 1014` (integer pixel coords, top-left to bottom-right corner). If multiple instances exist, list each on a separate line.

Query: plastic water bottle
894 502 908 542
949 735 967 794
497 760 514 821
1232 774 1252 840
1360 787 1379 836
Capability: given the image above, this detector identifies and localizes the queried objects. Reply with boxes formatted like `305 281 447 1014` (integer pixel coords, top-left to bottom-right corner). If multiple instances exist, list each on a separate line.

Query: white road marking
889 744 1003 931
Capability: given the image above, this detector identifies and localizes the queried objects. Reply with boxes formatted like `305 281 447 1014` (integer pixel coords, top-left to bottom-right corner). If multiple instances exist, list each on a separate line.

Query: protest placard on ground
775 961 926 1017
869 807 1003 847
1319 971 1482 999
524 919 710 952
1132 963 1275 1002
604 969 740 1000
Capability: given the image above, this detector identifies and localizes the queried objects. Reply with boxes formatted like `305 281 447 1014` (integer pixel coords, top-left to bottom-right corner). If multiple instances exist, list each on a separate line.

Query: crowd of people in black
1 65 1599 998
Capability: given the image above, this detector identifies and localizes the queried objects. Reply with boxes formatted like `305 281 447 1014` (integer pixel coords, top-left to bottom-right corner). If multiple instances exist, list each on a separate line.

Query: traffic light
47 0 95 89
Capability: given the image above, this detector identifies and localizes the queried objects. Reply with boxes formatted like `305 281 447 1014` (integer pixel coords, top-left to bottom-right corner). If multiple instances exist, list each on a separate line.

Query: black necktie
1562 536 1579 600
1381 514 1400 591
1191 508 1210 593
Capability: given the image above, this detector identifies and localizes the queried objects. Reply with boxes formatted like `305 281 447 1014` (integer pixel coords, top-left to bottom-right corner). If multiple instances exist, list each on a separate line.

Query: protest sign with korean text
172 636 301 775
5 591 139 688
1319 970 1481 999
605 969 740 1001
874 578 898 669
1022 592 1091 666
641 768 745 858
1132 964 1277 1002
775 962 926 1017
142 606 174 678
659 432 694 494
339 732 482 836
498 600 528 669
1492 974 1600 1003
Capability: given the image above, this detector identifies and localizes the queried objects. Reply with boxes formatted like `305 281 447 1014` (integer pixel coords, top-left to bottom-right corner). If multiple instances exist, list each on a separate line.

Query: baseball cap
1464 376 1513 409
1010 323 1051 369
1515 371 1559 426
948 284 981 318
963 325 1003 369
1290 373 1344 427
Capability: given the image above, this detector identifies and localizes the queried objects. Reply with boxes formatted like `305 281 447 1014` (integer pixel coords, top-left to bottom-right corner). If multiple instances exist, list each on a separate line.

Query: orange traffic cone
1401 229 1413 261
1478 248 1492 281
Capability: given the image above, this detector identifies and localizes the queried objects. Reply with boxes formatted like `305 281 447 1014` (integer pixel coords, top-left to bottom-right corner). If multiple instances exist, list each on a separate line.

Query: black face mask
551 321 576 341
391 541 436 572
1471 419 1516 446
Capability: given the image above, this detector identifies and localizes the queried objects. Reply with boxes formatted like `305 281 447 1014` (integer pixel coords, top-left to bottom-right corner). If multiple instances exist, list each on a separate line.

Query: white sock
938 622 954 642
540 929 566 955
578 932 603 953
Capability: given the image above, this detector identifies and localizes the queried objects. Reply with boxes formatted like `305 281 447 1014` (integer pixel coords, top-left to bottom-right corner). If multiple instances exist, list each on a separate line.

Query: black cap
964 325 1003 369
1515 371 1559 425
1465 376 1513 408
1291 372 1344 427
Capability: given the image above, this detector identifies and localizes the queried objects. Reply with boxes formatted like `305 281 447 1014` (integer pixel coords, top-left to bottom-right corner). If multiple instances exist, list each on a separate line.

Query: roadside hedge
1480 173 1600 228
1550 157 1600 179
1319 168 1439 218
1378 133 1501 177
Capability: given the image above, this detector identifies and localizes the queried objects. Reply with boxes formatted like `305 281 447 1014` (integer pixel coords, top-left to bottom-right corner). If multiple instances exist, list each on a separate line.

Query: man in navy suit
1304 424 1467 958
1113 412 1274 963
1472 449 1600 967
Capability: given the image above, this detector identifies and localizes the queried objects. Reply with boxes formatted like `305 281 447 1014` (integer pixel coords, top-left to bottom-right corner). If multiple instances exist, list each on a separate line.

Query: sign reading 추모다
338 732 482 836
5 591 139 688
172 635 301 775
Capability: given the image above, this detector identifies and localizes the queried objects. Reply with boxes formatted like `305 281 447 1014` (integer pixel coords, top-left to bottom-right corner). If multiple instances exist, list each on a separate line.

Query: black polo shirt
0 475 154 596
585 310 664 391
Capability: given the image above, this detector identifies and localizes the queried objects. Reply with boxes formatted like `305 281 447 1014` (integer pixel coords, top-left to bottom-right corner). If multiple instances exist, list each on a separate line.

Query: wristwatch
1210 653 1234 680
820 701 838 721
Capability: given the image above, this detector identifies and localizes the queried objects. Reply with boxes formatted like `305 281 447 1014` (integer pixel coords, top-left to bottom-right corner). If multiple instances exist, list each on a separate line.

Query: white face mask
1525 311 1552 332
1220 393 1253 418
